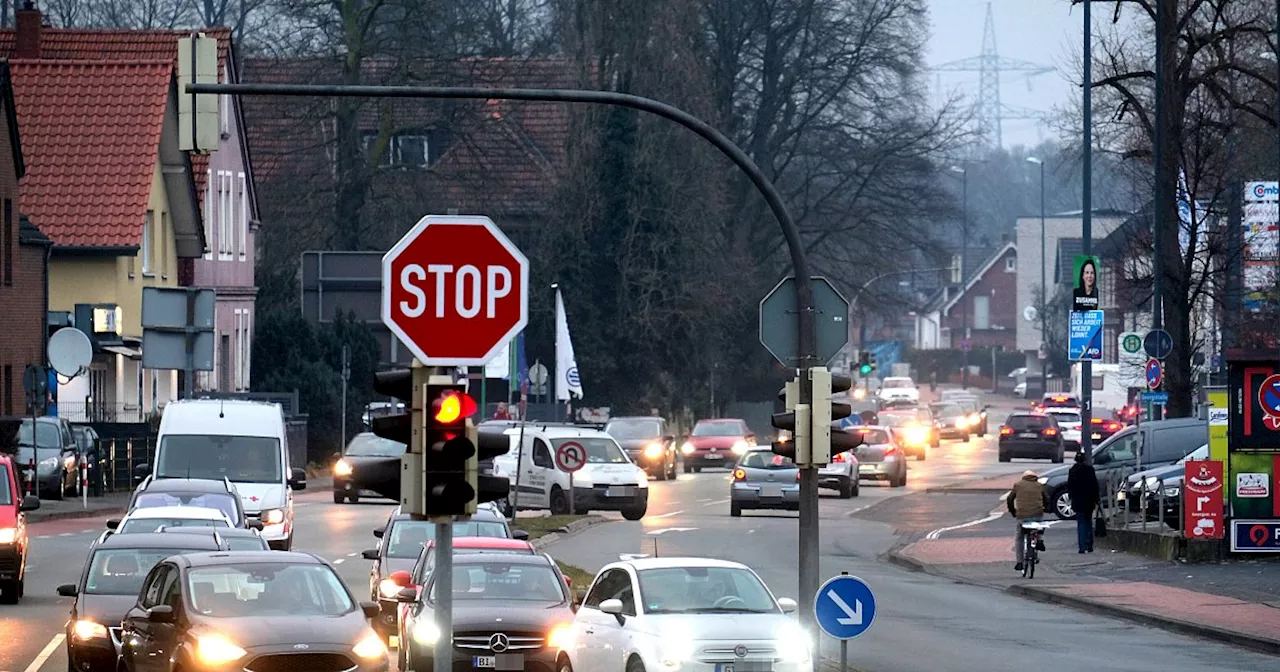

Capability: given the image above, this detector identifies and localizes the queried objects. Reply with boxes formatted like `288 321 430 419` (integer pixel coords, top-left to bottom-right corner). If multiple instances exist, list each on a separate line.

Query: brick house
915 243 1018 351
1 7 258 394
0 61 51 416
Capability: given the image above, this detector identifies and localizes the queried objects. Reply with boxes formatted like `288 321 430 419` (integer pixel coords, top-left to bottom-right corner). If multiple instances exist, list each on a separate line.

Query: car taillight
833 452 847 463
1107 422 1121 431
796 471 801 481
1000 427 1012 435
733 469 747 481
885 446 897 456
1091 417 1104 425
1042 428 1058 436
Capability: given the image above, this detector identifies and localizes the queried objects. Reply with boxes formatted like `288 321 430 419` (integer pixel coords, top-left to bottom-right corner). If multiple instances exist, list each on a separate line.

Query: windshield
134 493 239 522
931 404 963 419
85 548 204 595
551 438 628 464
1178 445 1210 463
187 563 355 617
225 536 270 551
1047 412 1081 424
387 519 510 558
430 562 564 602
1006 415 1052 431
345 434 406 457
604 419 663 440
0 465 11 505
738 450 795 469
884 379 912 388
156 435 282 484
877 414 915 428
692 422 746 437
637 566 777 614
18 420 61 448
119 517 229 534
854 429 891 444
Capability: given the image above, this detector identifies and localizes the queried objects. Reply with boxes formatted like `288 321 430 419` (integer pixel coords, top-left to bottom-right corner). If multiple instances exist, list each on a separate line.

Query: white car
1044 409 1083 449
878 377 919 404
95 505 236 546
559 557 810 672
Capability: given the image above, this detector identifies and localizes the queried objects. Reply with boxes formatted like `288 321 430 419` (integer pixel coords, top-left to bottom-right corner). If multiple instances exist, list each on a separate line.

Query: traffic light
475 429 512 504
858 351 872 376
810 367 856 465
423 382 478 515
771 376 811 464
371 369 415 445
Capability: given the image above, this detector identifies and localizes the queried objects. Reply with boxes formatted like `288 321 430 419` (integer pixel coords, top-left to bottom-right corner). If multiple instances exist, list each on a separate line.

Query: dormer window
361 130 433 168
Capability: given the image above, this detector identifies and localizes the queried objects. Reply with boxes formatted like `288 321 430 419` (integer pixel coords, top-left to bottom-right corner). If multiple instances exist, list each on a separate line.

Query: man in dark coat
1067 451 1100 553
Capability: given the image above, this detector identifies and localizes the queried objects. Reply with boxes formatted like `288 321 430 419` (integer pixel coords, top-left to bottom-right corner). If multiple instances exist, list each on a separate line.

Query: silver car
817 444 860 498
852 426 908 488
730 448 800 517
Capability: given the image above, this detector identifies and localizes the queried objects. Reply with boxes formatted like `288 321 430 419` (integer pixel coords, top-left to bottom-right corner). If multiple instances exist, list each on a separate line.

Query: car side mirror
57 583 78 597
147 605 175 623
777 597 798 613
373 527 385 539
512 529 529 541
395 588 418 603
106 519 120 530
360 601 381 618
361 549 379 560
1094 452 1110 465
389 570 412 587
247 520 264 531
289 467 307 490
599 598 625 623
19 495 40 512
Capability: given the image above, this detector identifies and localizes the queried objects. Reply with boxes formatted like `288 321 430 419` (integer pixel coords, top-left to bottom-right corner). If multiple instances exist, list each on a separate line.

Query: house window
395 134 429 167
1005 256 1016 272
220 333 231 391
2 198 11 285
141 211 154 274
361 131 391 167
204 168 213 259
239 310 251 390
218 171 232 257
238 172 248 258
220 93 230 135
972 295 991 330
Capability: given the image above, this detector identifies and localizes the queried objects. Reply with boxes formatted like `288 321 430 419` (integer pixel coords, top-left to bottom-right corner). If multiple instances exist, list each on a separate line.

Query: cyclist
1006 470 1050 572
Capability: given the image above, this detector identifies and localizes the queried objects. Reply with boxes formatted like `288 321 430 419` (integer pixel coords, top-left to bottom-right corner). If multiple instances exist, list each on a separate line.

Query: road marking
647 527 697 536
296 502 312 508
648 510 685 519
58 533 73 537
925 511 1004 540
333 558 345 564
35 535 49 540
697 498 713 503
703 498 730 506
24 634 64 672
346 552 358 557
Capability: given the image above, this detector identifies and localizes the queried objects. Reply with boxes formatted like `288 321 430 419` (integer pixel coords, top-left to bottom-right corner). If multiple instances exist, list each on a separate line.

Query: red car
680 418 756 473
0 452 41 603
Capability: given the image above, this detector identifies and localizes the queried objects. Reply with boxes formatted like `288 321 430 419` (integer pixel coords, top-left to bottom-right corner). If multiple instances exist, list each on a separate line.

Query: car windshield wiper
695 607 772 613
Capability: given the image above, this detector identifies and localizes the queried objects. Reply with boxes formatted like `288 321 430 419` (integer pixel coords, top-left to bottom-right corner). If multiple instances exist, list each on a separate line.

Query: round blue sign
814 575 876 640
1145 359 1162 390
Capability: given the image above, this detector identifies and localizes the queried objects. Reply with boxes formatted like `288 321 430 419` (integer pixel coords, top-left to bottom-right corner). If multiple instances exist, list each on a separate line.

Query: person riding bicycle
1006 470 1050 572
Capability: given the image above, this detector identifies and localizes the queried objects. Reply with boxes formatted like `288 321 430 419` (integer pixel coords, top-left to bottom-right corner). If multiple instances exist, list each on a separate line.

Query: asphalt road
5 413 1278 672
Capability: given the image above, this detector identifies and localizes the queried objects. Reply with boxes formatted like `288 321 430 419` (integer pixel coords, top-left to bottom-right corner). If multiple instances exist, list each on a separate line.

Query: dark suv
998 413 1064 463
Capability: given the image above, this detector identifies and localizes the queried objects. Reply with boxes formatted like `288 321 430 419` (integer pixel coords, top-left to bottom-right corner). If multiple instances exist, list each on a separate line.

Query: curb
923 487 1010 494
1005 584 1280 657
28 505 126 525
531 517 610 550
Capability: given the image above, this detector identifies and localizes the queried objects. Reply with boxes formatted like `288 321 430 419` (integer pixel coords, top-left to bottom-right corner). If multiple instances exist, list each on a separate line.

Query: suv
1037 418 1208 519
0 453 41 602
998 413 1064 463
1036 393 1081 413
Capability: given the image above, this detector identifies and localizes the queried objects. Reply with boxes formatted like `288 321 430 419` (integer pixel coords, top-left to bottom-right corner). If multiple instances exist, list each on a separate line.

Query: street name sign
381 215 529 366
759 276 850 366
814 574 876 640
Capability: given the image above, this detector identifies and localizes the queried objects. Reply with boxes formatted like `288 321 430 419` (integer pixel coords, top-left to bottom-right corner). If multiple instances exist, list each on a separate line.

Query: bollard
26 456 34 497
1140 477 1148 532
1157 476 1166 532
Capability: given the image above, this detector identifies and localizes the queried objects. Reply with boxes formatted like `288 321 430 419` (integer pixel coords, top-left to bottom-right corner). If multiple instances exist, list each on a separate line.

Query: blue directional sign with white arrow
814 574 877 640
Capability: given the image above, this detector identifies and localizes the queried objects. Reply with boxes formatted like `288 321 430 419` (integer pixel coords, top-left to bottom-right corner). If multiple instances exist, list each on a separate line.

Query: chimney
16 1 42 60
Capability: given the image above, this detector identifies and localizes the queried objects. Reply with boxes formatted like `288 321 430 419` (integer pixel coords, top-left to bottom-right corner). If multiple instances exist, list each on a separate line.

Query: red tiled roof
0 26 233 205
8 59 172 248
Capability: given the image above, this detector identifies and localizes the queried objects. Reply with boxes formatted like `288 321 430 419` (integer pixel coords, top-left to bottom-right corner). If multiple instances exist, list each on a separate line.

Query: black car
397 553 575 672
16 417 79 500
361 506 525 643
604 416 679 480
56 532 232 672
70 425 104 494
333 432 406 504
1119 443 1208 515
128 476 256 528
997 413 1064 463
156 525 271 551
929 403 971 441
118 551 386 672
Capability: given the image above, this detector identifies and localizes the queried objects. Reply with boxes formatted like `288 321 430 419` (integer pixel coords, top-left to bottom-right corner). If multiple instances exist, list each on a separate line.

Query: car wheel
558 655 574 672
1053 489 1074 520
349 491 360 504
693 466 702 474
333 491 345 504
549 487 570 516
730 502 742 517
0 579 18 604
49 474 64 500
683 463 693 474
999 453 1011 463
852 479 860 497
668 456 678 480
838 478 853 499
1052 452 1064 464
655 464 668 481
916 450 926 462
627 656 646 672
621 505 646 521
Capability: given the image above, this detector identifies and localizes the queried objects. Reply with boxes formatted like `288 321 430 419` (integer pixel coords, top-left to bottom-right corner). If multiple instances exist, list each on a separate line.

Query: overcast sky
927 0 1087 150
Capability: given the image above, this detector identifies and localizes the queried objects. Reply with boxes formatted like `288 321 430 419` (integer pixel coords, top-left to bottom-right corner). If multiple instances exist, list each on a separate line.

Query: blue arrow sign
814 574 876 640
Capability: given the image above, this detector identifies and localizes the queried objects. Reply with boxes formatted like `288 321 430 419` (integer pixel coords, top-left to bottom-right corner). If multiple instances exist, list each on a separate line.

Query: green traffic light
859 364 872 375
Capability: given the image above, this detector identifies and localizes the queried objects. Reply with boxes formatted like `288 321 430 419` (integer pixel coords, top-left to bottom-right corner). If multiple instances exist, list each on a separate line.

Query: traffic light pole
433 517 453 672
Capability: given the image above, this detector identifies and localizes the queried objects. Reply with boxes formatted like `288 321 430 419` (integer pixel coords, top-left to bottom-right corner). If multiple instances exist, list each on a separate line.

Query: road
4 407 1279 672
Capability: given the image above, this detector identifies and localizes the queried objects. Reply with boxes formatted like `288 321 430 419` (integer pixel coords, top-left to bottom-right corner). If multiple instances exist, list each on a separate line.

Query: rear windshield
387 519 511 558
1006 415 1053 431
1047 412 1081 424
739 451 795 469
884 379 912 388
120 517 229 534
225 536 270 551
853 429 891 444
135 493 239 522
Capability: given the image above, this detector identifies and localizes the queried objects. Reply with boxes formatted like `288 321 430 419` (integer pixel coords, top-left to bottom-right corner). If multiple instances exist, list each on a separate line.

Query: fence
58 402 155 424
92 436 156 494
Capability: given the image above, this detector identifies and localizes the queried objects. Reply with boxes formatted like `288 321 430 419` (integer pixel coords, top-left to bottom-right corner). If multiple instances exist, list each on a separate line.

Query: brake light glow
1000 427 1012 436
1106 422 1121 431
733 469 747 481
1042 428 1058 436
1052 396 1068 402
1091 417 1104 424
884 446 897 456
833 452 847 463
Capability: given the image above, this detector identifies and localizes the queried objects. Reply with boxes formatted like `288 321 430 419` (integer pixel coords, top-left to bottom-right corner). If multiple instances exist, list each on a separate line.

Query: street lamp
1026 156 1047 397
948 165 970 388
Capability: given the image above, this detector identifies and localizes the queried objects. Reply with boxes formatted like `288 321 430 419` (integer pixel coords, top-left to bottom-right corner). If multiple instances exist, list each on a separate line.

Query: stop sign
381 215 529 366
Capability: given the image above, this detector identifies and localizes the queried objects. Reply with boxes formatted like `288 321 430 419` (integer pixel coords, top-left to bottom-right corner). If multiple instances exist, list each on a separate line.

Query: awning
102 344 142 359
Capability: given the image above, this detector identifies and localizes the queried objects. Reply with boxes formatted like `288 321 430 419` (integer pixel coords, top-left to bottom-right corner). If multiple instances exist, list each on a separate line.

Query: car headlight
954 419 966 428
334 459 353 476
379 578 403 598
775 623 812 663
546 623 574 650
39 456 58 468
260 509 285 525
352 631 387 659
0 527 17 544
853 388 866 400
968 414 980 425
1037 477 1048 485
72 619 108 640
634 469 650 486
644 443 665 459
660 635 696 667
905 427 927 444
680 442 695 455
412 619 440 645
731 440 748 455
1163 487 1180 497
195 634 246 664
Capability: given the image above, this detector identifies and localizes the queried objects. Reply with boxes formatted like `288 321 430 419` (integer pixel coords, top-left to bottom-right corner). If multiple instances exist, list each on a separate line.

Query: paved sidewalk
889 533 1280 656
25 491 131 524
926 473 1021 493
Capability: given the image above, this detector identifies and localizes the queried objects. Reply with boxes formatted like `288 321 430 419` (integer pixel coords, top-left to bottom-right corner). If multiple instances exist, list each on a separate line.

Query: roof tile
8 59 172 248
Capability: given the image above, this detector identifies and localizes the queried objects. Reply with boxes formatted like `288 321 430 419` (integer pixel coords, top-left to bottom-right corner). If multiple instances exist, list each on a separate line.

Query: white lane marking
703 498 730 506
24 634 65 672
35 535 49 540
697 498 713 503
347 552 358 557
295 502 312 507
925 511 1004 540
648 510 685 519
58 533 73 537
647 527 697 536
333 558 345 564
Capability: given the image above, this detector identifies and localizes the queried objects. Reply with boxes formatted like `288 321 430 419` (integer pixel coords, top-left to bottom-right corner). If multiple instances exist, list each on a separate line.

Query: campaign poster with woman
1072 255 1100 312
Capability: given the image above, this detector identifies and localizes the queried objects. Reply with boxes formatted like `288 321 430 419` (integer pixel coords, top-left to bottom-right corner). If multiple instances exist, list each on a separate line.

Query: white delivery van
493 424 649 520
151 399 304 550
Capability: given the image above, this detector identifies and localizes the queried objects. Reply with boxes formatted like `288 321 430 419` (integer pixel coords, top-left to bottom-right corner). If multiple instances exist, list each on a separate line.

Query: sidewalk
889 534 1280 656
925 473 1021 494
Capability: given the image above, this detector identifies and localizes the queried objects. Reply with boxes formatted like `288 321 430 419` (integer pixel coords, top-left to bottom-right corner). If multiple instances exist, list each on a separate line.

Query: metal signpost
814 572 877 672
140 287 216 397
554 441 586 515
22 365 46 499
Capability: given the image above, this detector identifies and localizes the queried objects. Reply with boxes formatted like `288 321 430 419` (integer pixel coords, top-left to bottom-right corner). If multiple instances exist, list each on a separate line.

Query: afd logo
1249 182 1280 200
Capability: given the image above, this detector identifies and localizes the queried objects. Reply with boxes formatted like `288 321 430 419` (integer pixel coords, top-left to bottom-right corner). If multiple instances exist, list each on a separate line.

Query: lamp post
949 165 970 388
1027 156 1046 397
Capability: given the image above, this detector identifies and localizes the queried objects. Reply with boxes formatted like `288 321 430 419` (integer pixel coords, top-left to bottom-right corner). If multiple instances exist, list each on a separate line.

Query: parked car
16 417 79 500
1118 443 1208 513
332 432 406 504
997 412 1064 463
70 425 104 494
0 452 40 602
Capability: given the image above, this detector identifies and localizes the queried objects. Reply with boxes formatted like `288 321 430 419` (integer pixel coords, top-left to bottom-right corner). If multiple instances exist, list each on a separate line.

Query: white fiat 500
557 557 810 672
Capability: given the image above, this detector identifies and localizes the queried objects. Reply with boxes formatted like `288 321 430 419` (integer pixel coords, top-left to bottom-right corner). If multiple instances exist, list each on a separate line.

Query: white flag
555 288 584 400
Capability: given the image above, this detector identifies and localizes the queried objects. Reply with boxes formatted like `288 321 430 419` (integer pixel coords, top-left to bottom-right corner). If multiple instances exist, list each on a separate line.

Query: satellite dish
1022 306 1038 322
48 327 92 378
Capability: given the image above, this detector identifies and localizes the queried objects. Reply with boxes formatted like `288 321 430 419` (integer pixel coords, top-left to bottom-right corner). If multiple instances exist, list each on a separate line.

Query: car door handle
583 628 594 635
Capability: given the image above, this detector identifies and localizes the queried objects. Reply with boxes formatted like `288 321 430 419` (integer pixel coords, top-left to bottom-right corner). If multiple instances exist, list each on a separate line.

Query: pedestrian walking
1067 451 1100 553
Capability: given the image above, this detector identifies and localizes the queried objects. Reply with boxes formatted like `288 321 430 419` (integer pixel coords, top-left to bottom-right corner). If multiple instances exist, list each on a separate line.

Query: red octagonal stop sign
381 215 529 365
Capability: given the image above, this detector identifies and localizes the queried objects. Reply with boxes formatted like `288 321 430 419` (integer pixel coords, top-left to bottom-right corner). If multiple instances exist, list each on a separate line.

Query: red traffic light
433 391 478 423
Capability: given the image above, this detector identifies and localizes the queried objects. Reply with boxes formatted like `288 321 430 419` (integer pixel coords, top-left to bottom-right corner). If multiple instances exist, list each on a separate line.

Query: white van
492 424 649 520
151 399 304 550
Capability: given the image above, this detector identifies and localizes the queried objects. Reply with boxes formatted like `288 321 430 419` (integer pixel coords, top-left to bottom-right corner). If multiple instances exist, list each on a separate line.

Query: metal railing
58 402 154 424
90 436 156 494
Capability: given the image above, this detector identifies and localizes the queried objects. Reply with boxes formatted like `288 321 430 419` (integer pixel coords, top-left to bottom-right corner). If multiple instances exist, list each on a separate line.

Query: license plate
717 663 772 672
607 486 634 497
705 453 724 460
761 485 782 498
473 654 523 670
1019 432 1037 439
1091 433 1102 440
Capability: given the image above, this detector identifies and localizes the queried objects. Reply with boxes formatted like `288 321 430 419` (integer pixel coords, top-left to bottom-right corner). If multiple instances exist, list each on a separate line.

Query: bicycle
1021 521 1047 578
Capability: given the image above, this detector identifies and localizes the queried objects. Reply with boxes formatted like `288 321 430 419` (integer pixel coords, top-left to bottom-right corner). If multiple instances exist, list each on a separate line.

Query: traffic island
522 514 609 549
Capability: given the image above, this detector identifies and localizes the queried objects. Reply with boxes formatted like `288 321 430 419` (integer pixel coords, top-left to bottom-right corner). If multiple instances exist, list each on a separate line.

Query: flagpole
552 284 561 422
